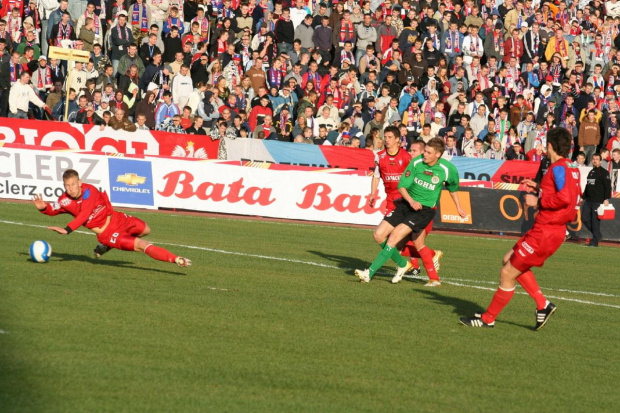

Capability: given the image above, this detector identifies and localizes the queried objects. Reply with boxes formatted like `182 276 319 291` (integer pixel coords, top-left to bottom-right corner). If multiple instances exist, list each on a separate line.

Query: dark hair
384 125 400 137
546 127 572 158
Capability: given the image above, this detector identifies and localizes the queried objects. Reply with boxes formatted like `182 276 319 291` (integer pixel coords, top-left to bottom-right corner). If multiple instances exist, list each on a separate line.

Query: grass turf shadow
19 252 185 276
306 249 396 281
417 288 533 329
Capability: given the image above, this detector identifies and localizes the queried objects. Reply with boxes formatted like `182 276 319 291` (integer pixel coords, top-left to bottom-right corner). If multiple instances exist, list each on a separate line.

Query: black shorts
384 200 436 232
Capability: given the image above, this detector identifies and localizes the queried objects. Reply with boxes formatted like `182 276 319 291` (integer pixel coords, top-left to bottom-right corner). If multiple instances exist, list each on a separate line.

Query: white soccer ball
30 240 52 263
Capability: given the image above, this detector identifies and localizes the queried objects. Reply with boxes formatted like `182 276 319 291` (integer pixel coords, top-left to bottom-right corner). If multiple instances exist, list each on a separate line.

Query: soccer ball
30 240 52 263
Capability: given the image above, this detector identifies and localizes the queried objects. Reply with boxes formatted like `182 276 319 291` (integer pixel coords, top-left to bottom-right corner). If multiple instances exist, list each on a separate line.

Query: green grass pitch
0 201 618 412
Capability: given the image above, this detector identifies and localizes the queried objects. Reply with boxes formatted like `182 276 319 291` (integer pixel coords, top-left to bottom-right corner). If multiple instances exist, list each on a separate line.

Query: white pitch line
1 219 619 306
0 329 7 334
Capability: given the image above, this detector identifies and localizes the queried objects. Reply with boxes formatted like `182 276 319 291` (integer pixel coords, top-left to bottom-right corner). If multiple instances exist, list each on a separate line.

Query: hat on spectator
548 97 556 103
23 16 34 26
164 65 173 72
545 75 553 82
38 55 47 61
117 10 128 17
281 105 290 112
521 22 529 28
434 112 443 118
198 5 205 10
494 22 503 29
101 96 110 103
147 82 159 92
232 54 242 61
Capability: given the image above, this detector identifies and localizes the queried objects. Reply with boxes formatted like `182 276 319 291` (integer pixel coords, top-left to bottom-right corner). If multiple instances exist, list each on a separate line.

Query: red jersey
40 183 113 232
536 158 581 226
374 148 412 198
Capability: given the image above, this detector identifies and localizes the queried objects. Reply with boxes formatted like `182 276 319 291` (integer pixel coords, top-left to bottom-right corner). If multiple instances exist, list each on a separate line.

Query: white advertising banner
0 147 110 202
151 159 387 226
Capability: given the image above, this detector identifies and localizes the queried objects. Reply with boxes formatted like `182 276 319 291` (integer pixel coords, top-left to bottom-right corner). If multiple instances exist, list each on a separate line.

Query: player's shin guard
144 244 177 263
482 286 515 324
517 271 547 310
418 245 439 280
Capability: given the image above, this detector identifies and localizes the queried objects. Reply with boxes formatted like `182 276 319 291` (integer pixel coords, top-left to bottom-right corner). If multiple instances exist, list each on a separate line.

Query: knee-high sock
517 271 547 310
369 245 407 277
144 244 177 263
403 244 420 268
482 286 515 324
418 245 439 280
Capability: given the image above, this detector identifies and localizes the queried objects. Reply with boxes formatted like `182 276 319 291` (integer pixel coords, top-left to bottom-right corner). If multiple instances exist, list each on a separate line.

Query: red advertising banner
0 118 220 159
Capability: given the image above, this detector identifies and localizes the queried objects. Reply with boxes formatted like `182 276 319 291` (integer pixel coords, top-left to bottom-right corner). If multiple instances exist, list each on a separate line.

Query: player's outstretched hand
32 194 47 211
47 226 68 235
457 207 468 218
522 179 539 193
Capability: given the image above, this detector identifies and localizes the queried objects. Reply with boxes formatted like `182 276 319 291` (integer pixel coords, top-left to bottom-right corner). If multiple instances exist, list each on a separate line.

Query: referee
582 153 612 247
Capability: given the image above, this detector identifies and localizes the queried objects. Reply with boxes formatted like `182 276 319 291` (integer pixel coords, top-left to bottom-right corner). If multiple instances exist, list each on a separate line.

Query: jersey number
110 232 120 244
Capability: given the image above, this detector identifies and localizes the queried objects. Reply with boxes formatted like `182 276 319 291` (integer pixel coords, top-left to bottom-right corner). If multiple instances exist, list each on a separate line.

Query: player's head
424 138 445 165
409 140 425 158
62 169 82 199
383 126 400 150
546 127 572 158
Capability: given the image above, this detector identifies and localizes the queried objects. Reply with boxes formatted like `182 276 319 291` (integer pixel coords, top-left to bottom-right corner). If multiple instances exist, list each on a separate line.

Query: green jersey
397 156 460 208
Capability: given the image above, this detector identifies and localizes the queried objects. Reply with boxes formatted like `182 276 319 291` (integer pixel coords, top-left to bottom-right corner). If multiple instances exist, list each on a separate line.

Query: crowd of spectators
1 0 620 170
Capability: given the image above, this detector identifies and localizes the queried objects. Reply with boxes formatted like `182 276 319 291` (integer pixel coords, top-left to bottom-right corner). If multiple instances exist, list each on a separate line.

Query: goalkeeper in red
460 127 580 329
355 138 467 283
32 169 192 267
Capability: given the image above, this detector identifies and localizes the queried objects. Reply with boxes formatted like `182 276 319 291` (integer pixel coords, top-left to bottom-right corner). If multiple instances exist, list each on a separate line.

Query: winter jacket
578 120 601 147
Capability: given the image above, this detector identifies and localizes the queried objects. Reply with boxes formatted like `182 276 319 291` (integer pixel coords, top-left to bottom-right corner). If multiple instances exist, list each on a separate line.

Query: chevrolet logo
117 173 146 186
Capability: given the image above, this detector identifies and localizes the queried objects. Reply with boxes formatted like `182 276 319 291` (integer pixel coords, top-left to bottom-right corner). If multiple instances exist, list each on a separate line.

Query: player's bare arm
369 176 380 207
398 186 422 210
448 192 468 218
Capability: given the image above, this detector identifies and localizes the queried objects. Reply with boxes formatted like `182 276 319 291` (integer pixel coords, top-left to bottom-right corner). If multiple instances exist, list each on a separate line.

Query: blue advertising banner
107 158 155 207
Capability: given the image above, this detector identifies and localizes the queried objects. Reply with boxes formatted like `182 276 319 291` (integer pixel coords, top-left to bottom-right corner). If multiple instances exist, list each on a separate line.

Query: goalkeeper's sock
517 271 547 310
482 286 515 324
418 245 439 281
369 245 397 278
402 243 420 268
144 244 177 263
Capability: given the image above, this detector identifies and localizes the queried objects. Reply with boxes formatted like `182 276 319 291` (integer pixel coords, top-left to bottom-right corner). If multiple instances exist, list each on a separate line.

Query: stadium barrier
1 145 618 241
1 118 546 183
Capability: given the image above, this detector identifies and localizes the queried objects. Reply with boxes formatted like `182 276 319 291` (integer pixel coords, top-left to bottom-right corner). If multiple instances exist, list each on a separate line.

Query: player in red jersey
460 128 580 329
32 169 192 267
368 128 439 284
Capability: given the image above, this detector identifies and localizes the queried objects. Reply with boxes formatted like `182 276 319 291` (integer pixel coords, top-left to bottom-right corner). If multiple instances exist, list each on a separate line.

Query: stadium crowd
1 0 620 170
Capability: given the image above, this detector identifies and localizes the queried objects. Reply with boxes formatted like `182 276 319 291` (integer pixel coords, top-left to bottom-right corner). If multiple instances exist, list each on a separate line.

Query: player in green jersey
355 138 468 283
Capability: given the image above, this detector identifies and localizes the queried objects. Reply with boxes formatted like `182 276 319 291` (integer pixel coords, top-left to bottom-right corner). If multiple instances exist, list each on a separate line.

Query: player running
32 169 192 267
460 128 580 329
355 137 467 283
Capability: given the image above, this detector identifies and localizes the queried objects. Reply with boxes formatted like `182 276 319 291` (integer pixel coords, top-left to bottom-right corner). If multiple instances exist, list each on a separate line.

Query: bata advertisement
1 146 618 241
0 118 220 158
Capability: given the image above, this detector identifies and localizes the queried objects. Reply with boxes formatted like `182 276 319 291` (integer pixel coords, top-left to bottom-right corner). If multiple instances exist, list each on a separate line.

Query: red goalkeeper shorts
510 223 565 272
97 211 147 251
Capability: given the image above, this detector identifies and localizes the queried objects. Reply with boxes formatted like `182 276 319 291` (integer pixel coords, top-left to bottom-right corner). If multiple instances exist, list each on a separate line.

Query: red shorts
510 223 565 272
97 211 147 251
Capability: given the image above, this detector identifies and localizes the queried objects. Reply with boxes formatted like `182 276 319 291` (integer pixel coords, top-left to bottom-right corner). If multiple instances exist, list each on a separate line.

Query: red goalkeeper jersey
374 148 412 199
536 158 581 226
40 183 114 232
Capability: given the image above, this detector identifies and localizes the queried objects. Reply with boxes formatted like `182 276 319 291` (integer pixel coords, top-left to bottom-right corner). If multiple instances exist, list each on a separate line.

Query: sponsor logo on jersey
405 171 411 177
431 176 440 184
60 198 72 207
424 170 434 176
414 176 436 191
108 158 154 207
384 174 402 181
